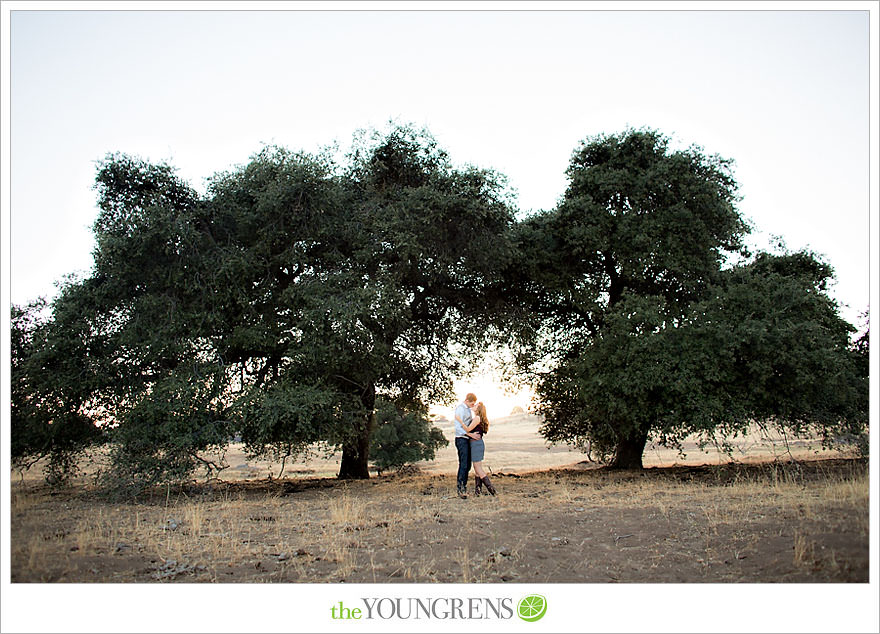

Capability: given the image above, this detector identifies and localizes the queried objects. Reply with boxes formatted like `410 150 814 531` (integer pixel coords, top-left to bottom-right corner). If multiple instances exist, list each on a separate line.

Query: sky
5 6 874 329
1 3 878 633
5 4 875 416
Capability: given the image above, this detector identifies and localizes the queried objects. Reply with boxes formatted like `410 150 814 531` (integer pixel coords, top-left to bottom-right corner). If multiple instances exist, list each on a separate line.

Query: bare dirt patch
10 457 868 584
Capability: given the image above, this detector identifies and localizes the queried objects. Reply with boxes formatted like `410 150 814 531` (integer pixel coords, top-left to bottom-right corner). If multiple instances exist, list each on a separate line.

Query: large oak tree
13 125 865 488
12 124 516 491
512 129 867 468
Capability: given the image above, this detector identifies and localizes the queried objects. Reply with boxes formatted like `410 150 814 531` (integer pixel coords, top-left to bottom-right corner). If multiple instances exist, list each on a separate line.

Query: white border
2 2 877 633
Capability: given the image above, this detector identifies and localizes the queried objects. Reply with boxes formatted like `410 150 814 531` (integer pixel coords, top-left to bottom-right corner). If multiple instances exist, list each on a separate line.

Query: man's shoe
457 487 468 499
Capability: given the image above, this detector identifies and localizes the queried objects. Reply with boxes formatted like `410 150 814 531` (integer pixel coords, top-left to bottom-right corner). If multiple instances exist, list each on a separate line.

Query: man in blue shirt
453 393 478 498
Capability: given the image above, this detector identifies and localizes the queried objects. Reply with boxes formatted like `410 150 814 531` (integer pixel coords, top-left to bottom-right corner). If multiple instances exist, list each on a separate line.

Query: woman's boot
474 474 483 497
481 475 497 496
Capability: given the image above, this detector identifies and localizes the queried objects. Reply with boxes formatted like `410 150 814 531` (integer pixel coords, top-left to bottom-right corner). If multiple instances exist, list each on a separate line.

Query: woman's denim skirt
470 437 485 462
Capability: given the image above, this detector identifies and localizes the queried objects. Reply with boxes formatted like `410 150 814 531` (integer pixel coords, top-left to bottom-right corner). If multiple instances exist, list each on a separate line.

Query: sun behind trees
11 125 868 493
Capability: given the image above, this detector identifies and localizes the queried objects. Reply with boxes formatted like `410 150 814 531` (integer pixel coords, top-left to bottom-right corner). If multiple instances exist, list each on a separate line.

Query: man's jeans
455 437 471 492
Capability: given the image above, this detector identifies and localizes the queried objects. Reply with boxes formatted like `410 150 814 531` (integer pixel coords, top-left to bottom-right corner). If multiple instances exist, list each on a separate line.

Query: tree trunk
610 428 648 470
338 385 376 480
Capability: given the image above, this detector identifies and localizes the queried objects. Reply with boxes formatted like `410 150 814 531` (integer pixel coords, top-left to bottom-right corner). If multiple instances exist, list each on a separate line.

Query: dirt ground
9 449 868 584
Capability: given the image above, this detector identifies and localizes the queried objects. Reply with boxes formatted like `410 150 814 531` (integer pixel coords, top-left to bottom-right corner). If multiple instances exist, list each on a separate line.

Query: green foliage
852 310 869 379
369 399 448 473
537 251 868 461
14 123 516 492
514 128 867 468
97 366 234 497
17 123 863 486
11 297 106 485
687 252 868 451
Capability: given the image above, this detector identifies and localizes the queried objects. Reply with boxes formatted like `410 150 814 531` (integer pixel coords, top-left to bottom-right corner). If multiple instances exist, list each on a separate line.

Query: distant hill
430 411 538 427
486 412 543 426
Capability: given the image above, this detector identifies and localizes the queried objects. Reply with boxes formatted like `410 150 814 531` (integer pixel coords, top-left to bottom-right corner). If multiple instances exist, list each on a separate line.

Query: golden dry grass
10 456 869 584
9 414 866 584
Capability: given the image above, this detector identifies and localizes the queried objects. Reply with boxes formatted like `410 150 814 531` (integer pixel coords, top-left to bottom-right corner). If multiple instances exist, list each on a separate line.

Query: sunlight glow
431 373 534 421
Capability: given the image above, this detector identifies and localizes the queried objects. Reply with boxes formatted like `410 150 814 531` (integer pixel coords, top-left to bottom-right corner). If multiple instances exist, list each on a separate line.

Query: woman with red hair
464 401 497 496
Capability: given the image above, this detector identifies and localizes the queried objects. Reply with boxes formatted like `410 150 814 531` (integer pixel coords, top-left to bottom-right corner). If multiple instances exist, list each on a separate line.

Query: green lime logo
517 594 547 622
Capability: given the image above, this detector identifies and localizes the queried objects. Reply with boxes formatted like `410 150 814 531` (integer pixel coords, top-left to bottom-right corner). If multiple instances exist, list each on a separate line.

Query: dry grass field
8 415 869 583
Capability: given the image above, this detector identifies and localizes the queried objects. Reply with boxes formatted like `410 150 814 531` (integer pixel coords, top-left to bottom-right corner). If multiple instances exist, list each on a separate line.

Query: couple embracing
453 393 498 499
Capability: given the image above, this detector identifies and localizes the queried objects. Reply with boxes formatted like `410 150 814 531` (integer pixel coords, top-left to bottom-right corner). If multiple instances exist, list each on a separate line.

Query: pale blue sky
7 8 873 329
